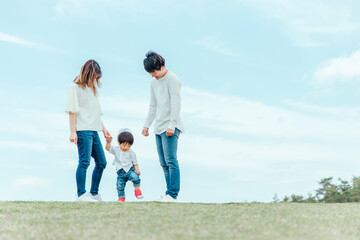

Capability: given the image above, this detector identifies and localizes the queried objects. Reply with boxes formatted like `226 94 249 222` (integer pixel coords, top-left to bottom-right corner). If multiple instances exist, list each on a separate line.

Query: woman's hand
103 128 112 141
69 131 78 145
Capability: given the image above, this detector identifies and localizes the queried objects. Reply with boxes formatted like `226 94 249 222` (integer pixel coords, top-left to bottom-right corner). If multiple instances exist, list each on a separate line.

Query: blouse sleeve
65 84 80 114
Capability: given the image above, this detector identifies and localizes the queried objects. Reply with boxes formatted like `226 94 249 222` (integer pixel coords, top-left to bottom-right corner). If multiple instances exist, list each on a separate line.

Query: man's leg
161 129 180 199
156 133 170 195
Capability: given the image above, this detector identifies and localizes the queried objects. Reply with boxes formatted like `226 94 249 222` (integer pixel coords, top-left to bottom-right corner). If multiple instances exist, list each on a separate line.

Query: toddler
106 128 143 202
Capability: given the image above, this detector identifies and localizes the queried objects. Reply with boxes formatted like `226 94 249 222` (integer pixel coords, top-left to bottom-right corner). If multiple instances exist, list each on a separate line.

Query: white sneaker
157 195 178 203
88 193 103 202
76 193 97 202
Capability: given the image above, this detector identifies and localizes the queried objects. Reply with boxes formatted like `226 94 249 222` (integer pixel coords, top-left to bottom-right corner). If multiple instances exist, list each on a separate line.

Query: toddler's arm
134 164 141 176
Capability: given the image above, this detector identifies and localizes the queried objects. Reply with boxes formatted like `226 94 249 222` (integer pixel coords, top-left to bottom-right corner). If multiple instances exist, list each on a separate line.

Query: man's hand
142 127 149 137
166 128 175 137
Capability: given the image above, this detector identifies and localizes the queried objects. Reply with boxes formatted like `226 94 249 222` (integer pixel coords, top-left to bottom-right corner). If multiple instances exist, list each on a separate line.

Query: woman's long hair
73 59 102 95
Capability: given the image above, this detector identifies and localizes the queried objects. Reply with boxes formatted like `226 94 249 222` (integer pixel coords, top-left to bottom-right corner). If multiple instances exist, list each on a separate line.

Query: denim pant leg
90 132 107 195
76 131 93 197
156 134 170 193
155 128 180 199
126 167 141 187
117 170 127 198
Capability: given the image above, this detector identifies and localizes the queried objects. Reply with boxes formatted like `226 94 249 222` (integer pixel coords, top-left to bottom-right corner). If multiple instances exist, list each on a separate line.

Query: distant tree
275 176 360 203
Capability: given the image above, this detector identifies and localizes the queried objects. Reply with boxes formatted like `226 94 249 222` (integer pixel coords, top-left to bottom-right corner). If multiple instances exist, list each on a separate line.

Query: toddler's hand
136 170 141 176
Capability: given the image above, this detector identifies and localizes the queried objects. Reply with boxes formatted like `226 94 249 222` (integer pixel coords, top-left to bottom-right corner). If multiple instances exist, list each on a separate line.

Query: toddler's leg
128 170 143 199
117 170 127 201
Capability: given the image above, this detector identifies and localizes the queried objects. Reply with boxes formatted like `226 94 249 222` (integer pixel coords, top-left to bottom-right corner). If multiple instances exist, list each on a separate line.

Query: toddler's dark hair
118 132 134 145
143 51 165 73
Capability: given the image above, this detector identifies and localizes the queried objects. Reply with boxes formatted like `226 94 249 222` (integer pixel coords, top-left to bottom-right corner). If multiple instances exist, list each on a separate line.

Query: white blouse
65 83 103 131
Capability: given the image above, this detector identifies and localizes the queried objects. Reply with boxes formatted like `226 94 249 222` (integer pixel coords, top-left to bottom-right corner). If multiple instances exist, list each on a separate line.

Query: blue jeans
155 128 180 199
117 166 141 198
76 131 107 197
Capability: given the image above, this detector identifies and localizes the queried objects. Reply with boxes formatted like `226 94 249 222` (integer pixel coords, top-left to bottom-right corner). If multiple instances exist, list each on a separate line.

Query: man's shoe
88 193 103 202
157 195 177 203
76 193 97 202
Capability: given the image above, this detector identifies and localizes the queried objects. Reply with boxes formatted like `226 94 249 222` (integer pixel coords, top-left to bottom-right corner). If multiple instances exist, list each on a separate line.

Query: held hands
106 136 113 143
69 132 78 145
103 128 112 142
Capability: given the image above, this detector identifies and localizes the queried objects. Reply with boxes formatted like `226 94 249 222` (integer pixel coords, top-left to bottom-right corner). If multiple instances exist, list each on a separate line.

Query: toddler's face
119 142 131 152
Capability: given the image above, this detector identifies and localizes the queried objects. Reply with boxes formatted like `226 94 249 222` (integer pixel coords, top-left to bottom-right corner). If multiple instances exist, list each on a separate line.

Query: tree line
273 176 360 203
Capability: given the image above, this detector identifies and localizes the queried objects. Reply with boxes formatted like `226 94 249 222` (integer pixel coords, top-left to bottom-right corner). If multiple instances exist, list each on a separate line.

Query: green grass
1 202 360 240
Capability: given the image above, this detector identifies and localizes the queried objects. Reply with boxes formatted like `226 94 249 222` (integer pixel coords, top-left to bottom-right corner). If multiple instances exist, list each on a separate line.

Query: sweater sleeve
143 82 157 128
168 76 181 130
65 84 80 114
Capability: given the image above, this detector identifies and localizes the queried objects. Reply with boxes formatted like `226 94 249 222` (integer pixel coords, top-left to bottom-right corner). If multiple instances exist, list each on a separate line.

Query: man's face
150 67 167 80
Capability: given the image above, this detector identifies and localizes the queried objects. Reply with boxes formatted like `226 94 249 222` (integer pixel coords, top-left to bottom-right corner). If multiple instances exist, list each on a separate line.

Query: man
142 51 185 202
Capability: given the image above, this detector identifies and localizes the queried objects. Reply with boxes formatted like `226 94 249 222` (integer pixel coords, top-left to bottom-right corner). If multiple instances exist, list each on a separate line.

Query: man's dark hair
143 51 165 73
118 132 134 145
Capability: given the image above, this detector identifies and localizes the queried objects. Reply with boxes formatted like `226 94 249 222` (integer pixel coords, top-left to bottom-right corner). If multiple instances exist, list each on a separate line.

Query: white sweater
144 70 184 135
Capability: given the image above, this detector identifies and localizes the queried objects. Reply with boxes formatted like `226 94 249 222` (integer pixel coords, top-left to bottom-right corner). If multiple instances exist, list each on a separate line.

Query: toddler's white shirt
109 146 137 173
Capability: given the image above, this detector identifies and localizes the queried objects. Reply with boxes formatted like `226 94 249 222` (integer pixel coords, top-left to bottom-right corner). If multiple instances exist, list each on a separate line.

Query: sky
1 0 360 203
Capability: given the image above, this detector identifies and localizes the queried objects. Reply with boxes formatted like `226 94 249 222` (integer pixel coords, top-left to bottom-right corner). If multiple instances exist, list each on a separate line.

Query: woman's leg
90 132 107 195
76 131 93 197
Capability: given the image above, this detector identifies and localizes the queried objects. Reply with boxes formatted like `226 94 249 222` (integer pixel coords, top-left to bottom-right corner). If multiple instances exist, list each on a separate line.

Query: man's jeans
155 128 180 199
76 131 107 197
116 166 141 198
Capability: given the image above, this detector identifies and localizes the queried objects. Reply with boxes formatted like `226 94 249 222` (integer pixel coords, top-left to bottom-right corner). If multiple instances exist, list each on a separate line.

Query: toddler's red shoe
135 189 144 199
118 198 125 202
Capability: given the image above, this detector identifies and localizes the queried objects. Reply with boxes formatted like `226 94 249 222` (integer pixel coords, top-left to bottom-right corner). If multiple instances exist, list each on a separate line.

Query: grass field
1 201 360 240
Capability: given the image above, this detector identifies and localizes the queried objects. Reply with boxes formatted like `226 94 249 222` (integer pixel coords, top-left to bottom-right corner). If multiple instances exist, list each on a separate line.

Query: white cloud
194 36 240 56
312 50 360 85
0 140 47 151
12 176 51 188
239 0 360 46
183 86 360 142
0 32 39 47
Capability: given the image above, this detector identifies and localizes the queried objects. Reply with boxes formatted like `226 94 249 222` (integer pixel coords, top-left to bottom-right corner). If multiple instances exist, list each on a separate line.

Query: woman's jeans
116 166 141 198
76 131 107 197
155 128 180 199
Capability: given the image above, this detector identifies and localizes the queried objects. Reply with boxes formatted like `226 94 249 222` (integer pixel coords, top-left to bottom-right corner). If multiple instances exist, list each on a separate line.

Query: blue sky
1 0 360 202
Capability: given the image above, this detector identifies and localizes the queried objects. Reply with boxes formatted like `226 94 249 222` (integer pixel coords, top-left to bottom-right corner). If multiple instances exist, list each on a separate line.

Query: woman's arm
69 112 77 145
102 121 112 141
